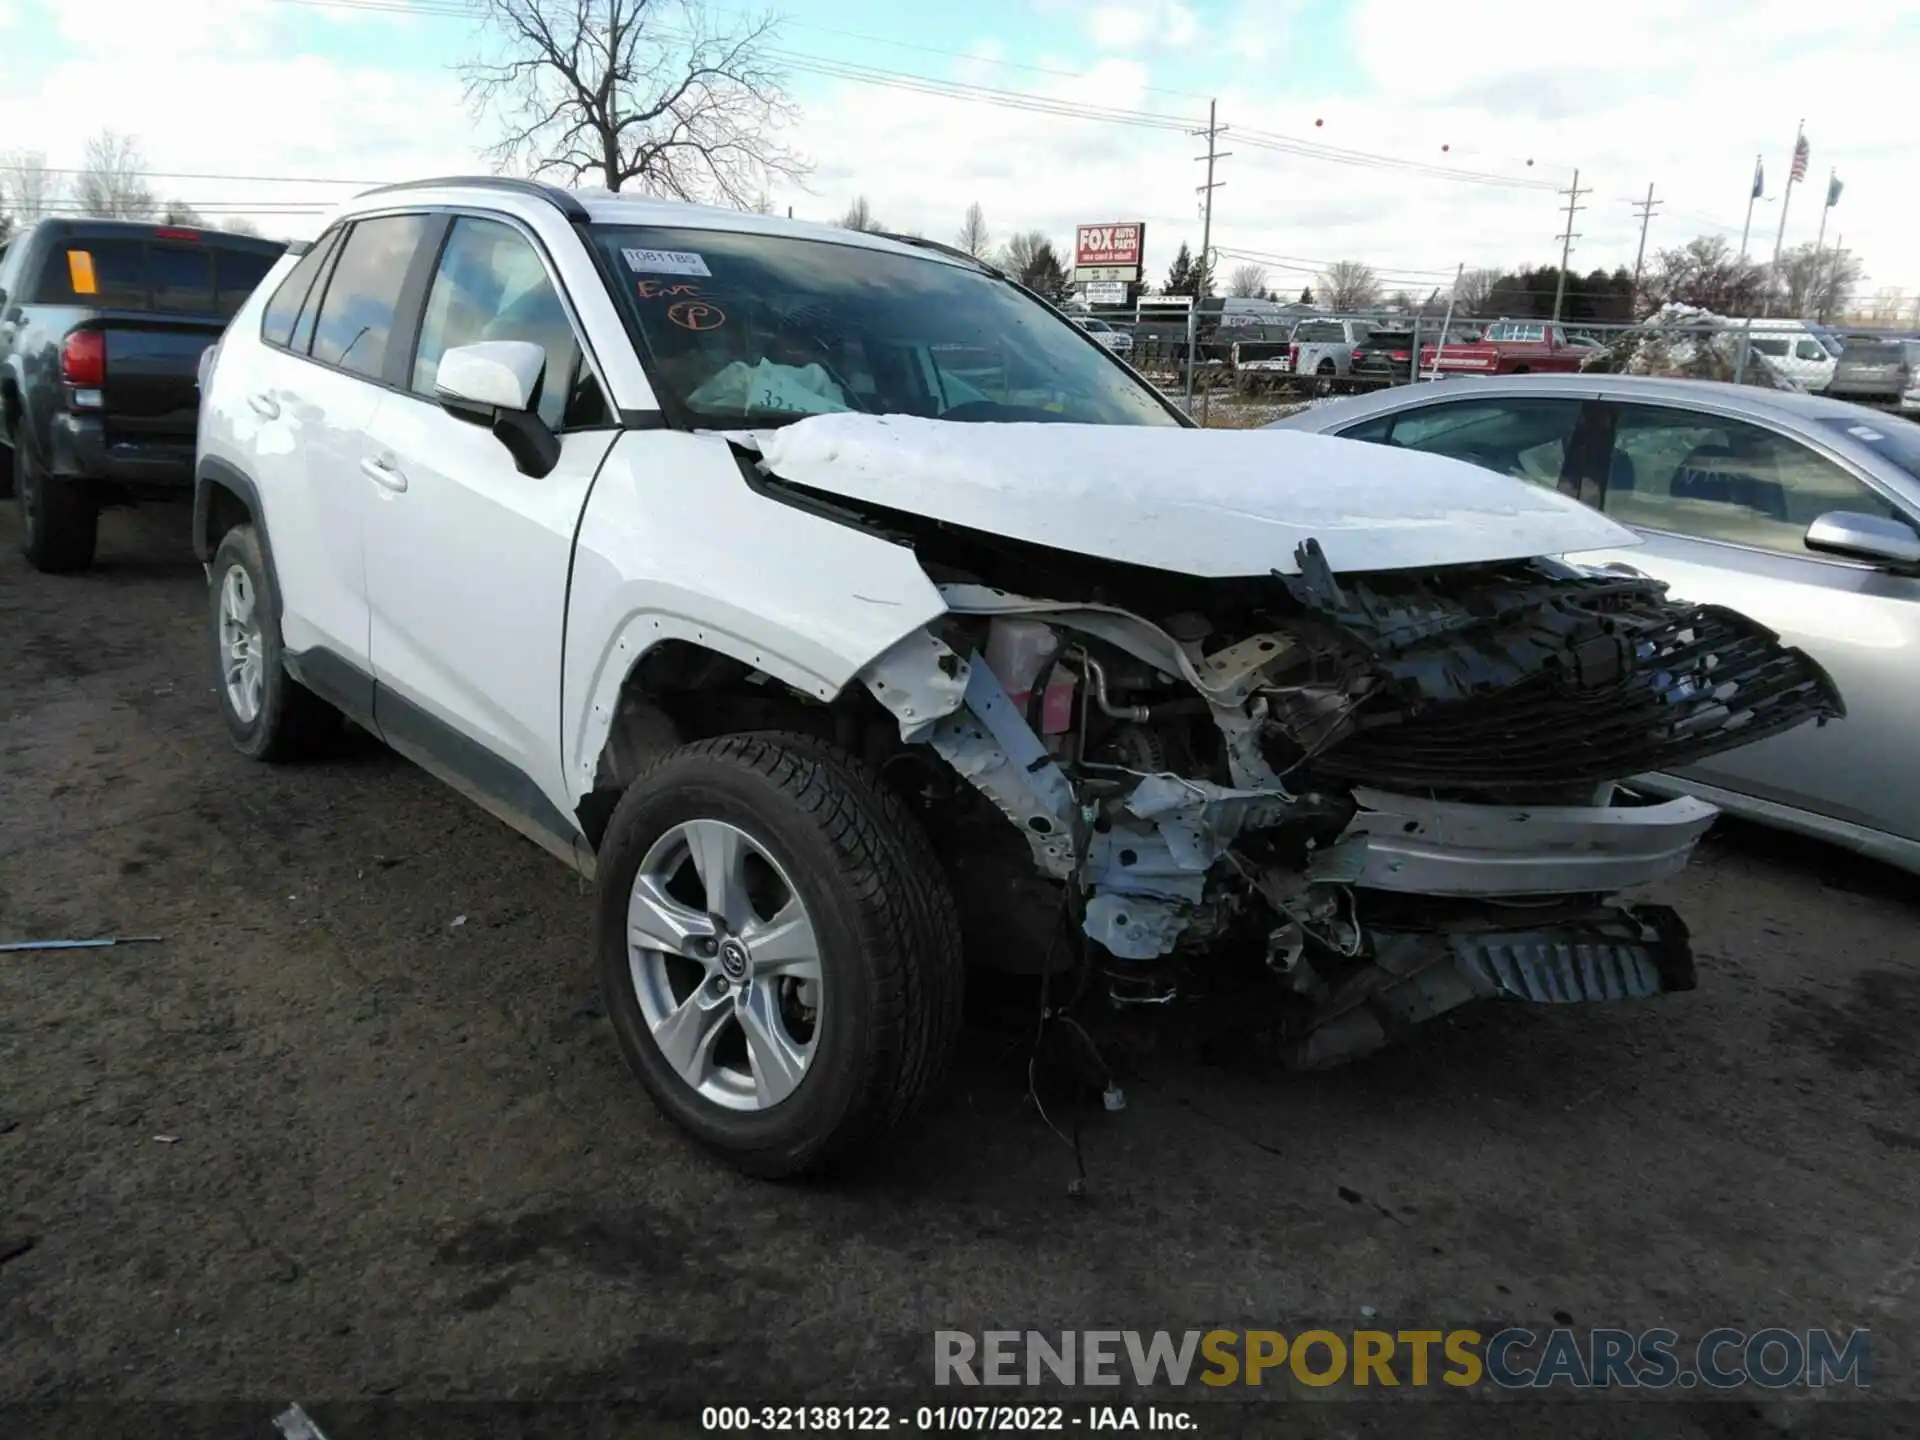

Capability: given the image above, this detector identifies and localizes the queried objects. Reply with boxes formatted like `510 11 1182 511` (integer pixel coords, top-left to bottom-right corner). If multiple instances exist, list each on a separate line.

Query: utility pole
1549 168 1588 325
1765 119 1805 318
1629 182 1662 315
1738 153 1761 259
1185 98 1228 416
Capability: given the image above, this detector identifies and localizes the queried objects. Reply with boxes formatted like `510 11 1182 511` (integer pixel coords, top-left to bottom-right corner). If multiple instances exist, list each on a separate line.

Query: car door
1567 401 1920 844
247 213 435 683
359 212 619 840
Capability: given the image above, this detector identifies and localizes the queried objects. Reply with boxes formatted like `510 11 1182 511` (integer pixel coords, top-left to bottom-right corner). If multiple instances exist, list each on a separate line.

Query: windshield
588 226 1180 429
1818 413 1920 484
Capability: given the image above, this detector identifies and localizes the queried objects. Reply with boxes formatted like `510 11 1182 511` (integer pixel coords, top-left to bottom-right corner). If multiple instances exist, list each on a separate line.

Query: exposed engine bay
850 532 1842 1066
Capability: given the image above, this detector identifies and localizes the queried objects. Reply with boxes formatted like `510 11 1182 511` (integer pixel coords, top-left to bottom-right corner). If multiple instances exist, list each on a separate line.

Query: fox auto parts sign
1075 222 1144 269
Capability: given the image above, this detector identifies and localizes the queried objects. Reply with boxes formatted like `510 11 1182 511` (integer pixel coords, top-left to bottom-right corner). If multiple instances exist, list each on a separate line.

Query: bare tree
461 0 808 206
1319 260 1379 312
1451 267 1499 315
75 131 157 220
1 150 62 223
840 195 883 232
162 200 206 227
745 189 775 214
957 201 990 259
222 217 265 238
1385 289 1415 312
1000 229 1051 278
1227 263 1267 299
1778 242 1863 324
1641 235 1768 317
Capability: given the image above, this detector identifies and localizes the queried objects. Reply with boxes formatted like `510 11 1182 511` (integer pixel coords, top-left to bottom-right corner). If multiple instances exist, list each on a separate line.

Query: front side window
310 214 432 380
411 216 603 431
1603 403 1899 555
1365 398 1584 487
588 227 1179 428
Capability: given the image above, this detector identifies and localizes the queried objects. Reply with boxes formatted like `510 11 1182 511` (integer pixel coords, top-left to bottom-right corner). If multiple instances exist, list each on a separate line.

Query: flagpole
1739 152 1760 259
1765 119 1803 318
1813 169 1832 256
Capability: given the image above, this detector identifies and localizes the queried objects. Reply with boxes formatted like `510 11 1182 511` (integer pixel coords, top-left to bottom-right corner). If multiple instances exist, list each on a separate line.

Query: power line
1232 127 1559 192
256 0 1569 191
1212 244 1455 282
32 167 388 185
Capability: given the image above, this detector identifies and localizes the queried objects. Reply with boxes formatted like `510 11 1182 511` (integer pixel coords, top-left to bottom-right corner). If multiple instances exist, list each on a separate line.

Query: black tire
593 732 964 1179
209 523 340 762
16 442 98 573
1314 361 1338 397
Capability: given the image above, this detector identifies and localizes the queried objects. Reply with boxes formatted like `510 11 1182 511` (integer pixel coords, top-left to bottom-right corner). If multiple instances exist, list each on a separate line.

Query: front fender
562 430 950 800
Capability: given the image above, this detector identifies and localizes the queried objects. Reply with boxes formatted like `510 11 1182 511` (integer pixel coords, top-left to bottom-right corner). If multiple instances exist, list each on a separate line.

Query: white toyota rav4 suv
195 178 1839 1177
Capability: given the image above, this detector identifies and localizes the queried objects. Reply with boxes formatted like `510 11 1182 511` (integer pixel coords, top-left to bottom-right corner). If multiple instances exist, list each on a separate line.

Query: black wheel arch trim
195 455 276 571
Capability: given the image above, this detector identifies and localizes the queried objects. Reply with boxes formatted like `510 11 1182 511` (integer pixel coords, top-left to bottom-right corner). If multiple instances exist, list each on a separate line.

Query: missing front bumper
1289 902 1694 1070
1308 786 1719 897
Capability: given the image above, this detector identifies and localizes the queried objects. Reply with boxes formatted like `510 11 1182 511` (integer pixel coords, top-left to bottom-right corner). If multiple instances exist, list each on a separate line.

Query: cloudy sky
1 0 1915 302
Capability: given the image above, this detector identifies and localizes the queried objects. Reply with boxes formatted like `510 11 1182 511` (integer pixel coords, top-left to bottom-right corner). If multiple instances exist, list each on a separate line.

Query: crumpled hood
741 413 1638 577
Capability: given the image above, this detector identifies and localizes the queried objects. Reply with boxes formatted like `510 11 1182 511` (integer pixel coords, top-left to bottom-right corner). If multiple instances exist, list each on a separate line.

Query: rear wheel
1314 360 1338 397
209 523 341 761
594 733 964 1178
15 443 98 574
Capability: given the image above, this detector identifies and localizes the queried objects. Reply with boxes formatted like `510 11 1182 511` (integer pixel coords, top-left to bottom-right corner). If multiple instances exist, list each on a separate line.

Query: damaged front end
855 541 1842 1066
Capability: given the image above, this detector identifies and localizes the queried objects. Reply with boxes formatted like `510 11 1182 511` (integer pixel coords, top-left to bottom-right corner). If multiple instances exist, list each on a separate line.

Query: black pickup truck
0 218 284 571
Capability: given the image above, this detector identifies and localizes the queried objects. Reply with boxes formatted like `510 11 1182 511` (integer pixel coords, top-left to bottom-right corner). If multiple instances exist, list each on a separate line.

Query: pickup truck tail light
1288 343 1300 369
61 329 106 388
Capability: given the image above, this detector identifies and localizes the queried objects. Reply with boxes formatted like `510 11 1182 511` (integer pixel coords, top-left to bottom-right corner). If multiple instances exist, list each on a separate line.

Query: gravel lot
2 502 1916 1438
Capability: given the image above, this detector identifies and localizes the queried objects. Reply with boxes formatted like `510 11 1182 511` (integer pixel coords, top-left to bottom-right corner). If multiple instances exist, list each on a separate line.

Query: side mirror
434 341 560 479
1805 509 1920 567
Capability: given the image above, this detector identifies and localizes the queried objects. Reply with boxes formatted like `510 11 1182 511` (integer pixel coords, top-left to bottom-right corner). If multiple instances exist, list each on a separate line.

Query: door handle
248 392 280 420
360 455 408 493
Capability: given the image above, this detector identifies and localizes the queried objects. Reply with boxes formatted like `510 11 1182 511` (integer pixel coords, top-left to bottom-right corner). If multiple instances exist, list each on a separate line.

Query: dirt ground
3 503 1918 1439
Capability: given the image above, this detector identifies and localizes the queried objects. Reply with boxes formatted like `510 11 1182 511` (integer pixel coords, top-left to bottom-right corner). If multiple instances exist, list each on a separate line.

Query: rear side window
261 230 342 348
309 214 432 379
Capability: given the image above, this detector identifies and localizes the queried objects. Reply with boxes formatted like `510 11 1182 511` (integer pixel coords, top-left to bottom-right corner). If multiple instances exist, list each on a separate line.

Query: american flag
1790 135 1810 184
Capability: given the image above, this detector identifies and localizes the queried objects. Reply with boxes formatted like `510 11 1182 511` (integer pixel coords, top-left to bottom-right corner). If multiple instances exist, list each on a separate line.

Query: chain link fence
1123 310 1920 426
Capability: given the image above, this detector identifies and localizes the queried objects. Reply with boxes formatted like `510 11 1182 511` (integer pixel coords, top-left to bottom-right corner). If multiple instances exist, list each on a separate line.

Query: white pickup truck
193 178 1839 1178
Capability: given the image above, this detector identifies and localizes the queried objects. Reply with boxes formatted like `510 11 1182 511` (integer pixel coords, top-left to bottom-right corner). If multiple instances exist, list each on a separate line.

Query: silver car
1271 374 1920 871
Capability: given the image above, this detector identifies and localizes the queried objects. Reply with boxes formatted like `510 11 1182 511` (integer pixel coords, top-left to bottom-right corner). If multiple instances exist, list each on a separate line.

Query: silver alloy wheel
626 818 823 1112
219 564 265 725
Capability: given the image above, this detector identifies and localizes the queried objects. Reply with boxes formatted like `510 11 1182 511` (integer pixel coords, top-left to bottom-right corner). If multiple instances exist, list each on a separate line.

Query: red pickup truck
1419 320 1590 377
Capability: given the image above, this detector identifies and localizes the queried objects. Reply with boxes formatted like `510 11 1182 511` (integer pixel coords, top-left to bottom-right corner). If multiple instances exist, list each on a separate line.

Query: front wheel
16 443 98 573
594 733 964 1178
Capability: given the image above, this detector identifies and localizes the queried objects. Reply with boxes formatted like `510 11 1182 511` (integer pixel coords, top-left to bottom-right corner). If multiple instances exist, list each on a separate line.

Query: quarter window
1602 404 1900 555
261 229 340 348
309 214 432 380
410 216 603 431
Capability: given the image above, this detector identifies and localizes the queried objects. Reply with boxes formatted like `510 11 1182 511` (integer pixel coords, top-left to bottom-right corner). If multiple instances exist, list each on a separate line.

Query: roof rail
353 175 591 223
876 232 1004 277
